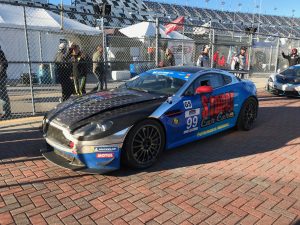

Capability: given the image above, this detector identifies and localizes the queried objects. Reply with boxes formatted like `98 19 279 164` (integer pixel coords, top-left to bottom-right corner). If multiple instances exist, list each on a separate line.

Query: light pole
291 9 295 37
60 0 64 30
256 0 262 33
220 1 225 12
205 0 209 8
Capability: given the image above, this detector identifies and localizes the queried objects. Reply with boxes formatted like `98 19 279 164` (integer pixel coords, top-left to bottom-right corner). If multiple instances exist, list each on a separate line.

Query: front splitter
42 151 117 174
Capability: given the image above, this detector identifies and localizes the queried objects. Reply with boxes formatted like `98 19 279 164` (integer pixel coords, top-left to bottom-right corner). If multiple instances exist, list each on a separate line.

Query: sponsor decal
152 71 173 75
183 108 200 134
94 146 118 152
201 92 234 127
197 123 230 137
184 127 198 134
183 100 192 109
172 118 180 125
96 153 115 158
184 74 191 79
185 108 200 118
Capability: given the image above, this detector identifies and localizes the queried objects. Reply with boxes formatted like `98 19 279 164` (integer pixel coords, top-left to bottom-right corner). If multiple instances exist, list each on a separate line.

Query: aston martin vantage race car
42 66 258 173
266 65 300 97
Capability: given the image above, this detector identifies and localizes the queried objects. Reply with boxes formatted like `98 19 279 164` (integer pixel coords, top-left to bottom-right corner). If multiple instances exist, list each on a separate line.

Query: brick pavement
0 90 300 225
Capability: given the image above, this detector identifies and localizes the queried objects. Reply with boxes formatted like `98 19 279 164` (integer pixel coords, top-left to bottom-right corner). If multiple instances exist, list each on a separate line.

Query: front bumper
42 121 130 173
42 144 121 174
267 81 300 97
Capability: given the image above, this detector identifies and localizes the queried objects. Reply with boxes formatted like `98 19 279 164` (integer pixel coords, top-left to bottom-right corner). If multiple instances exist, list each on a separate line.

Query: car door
164 73 237 148
195 73 237 138
163 81 203 149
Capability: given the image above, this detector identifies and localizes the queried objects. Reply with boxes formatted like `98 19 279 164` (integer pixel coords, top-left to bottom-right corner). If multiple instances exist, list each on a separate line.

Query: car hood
46 89 166 132
276 74 300 84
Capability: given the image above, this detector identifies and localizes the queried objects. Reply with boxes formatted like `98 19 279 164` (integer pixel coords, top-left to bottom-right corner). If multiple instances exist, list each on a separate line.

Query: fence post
210 28 215 68
101 17 108 90
155 17 160 67
247 33 253 77
23 6 36 115
274 37 280 73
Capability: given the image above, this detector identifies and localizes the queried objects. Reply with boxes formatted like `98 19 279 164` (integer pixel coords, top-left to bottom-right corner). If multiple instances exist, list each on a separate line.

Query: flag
165 16 184 35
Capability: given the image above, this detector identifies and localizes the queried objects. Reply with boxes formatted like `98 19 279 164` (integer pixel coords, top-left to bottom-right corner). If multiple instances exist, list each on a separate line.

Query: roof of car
146 66 211 81
157 66 209 73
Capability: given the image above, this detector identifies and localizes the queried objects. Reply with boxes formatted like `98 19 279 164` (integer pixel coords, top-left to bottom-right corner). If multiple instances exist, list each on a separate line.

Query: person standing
232 46 247 79
78 52 88 95
0 46 11 118
93 45 105 91
54 43 73 101
282 48 300 66
164 48 175 67
71 45 87 96
197 45 210 68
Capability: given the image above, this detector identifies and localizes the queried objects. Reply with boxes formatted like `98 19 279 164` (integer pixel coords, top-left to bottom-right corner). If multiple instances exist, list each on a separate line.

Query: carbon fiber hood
47 89 166 131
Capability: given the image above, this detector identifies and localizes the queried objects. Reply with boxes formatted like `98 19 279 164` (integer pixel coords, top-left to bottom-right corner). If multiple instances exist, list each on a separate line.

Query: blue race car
42 66 258 173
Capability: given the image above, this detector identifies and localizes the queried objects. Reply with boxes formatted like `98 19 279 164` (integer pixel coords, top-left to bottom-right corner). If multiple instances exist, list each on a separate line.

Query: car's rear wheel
122 120 165 169
236 97 258 131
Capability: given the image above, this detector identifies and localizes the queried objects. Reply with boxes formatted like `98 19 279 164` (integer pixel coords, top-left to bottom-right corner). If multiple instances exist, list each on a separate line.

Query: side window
281 69 294 76
184 73 226 96
223 75 232 85
194 74 225 89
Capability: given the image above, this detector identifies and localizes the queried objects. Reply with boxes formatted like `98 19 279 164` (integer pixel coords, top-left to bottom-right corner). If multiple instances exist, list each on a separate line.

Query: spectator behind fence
0 45 11 118
158 44 167 67
164 48 175 67
54 43 73 102
213 50 219 68
197 45 210 68
71 45 87 96
93 45 105 91
231 46 247 79
282 48 300 66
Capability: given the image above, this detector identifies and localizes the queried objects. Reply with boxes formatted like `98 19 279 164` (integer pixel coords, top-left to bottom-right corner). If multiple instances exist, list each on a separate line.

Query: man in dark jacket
0 46 11 118
54 43 73 101
282 48 300 66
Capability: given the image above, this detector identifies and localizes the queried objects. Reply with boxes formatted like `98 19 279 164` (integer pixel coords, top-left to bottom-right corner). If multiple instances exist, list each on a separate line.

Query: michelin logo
94 146 118 152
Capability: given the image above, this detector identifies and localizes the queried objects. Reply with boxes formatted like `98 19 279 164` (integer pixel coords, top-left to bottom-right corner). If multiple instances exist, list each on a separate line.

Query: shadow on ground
0 96 299 177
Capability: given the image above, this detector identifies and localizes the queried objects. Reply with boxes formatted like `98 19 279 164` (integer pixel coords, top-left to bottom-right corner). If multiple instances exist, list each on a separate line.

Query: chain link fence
1 1 300 120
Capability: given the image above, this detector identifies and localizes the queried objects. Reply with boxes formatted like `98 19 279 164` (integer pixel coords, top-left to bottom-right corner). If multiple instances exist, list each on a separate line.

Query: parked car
42 66 258 173
266 65 300 97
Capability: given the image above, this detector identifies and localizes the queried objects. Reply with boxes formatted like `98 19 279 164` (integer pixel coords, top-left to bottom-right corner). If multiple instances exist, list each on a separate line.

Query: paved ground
0 89 300 225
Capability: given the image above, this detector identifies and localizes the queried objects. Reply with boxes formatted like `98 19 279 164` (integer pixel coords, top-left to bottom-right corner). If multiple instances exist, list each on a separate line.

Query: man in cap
0 45 11 118
54 42 73 101
282 48 300 66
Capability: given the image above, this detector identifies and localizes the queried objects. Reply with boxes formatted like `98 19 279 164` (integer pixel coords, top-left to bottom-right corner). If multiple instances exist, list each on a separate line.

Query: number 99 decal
186 116 198 130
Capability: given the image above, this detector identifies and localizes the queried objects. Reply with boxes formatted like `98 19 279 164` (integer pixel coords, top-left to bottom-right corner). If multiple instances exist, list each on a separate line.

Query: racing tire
236 97 258 131
122 119 165 169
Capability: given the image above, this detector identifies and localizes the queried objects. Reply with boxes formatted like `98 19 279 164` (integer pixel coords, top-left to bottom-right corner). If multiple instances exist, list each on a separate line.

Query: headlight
73 121 113 137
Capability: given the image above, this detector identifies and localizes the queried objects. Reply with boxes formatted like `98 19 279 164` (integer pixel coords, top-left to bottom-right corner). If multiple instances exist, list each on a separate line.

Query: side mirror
195 85 213 95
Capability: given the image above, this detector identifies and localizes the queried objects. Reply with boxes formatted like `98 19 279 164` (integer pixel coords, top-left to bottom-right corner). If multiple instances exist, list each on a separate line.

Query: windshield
280 67 300 77
119 73 186 95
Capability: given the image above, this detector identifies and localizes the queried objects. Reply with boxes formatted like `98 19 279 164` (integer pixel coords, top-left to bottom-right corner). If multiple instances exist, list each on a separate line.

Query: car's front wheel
236 97 258 131
122 119 165 169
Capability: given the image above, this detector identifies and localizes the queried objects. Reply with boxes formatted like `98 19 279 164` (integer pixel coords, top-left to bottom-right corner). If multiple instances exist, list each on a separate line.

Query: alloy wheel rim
132 125 161 164
244 102 256 128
